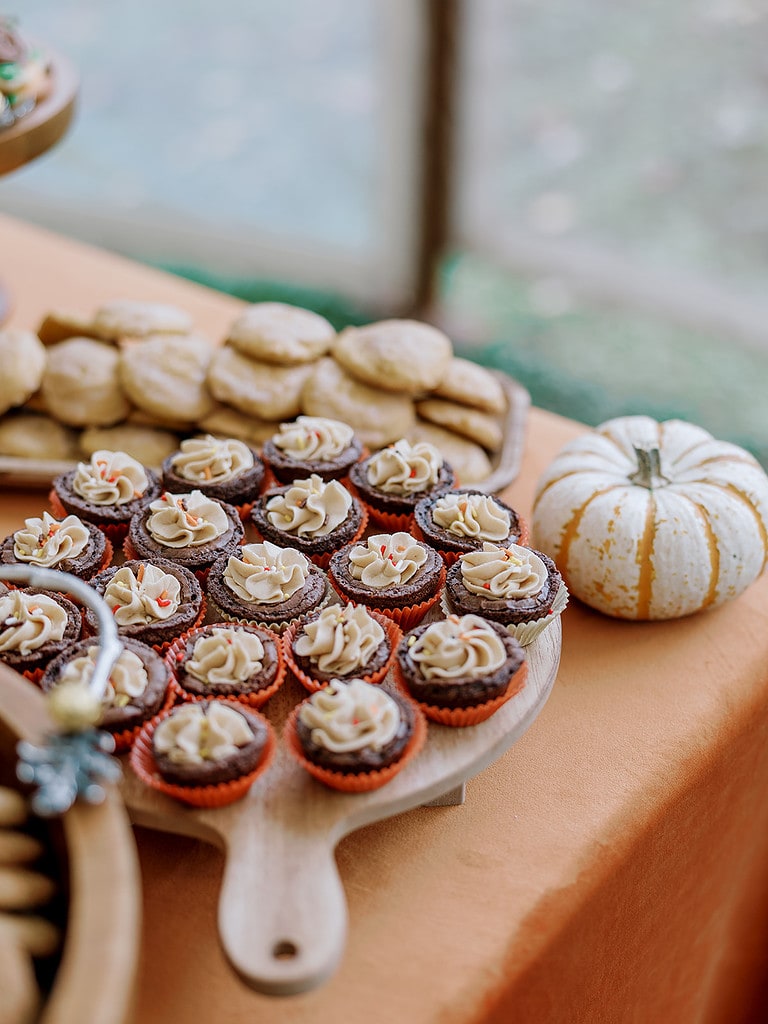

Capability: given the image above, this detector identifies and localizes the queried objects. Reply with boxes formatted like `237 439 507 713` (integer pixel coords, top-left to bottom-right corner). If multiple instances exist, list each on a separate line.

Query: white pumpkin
532 415 768 620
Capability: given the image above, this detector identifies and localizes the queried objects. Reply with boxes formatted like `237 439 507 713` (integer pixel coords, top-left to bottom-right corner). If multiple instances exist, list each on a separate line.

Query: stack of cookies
0 299 510 485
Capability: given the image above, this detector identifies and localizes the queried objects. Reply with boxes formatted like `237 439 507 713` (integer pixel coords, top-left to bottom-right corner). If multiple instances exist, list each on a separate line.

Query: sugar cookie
92 299 193 339
41 337 130 427
0 413 79 461
80 424 180 469
0 329 47 415
207 345 314 420
406 420 492 485
432 357 508 414
226 302 335 365
301 357 415 449
120 334 216 425
36 310 112 346
415 398 504 452
333 319 452 394
197 404 282 447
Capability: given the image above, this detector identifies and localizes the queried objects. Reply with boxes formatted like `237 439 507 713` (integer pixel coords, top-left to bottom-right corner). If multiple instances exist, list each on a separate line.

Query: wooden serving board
121 617 561 996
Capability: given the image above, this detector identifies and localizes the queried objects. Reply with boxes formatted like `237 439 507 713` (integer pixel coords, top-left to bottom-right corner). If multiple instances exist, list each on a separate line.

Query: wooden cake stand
0 47 78 323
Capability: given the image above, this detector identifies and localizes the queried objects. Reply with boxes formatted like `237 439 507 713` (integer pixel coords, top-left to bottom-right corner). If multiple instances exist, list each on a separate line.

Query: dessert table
3 212 768 1023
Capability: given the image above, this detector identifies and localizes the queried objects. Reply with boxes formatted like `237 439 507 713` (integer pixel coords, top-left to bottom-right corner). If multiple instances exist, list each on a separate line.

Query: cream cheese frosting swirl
266 474 351 538
72 449 149 506
272 416 354 461
224 541 310 604
60 645 149 707
0 591 67 655
104 563 181 624
365 439 442 495
186 627 265 685
460 543 548 599
13 511 90 568
348 532 427 589
298 677 400 753
147 490 229 548
432 493 510 542
170 434 253 484
153 702 254 765
294 604 384 675
409 614 507 679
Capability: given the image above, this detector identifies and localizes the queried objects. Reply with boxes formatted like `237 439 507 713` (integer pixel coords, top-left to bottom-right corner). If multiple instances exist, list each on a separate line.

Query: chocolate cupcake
0 588 82 681
161 434 264 513
40 637 171 747
206 541 331 633
395 614 526 724
1 510 110 580
284 603 398 691
126 489 244 575
50 449 161 538
287 678 421 790
85 558 204 649
328 532 445 630
169 622 284 706
150 700 269 787
251 474 367 569
414 489 526 564
348 438 454 531
443 542 567 645
261 416 363 484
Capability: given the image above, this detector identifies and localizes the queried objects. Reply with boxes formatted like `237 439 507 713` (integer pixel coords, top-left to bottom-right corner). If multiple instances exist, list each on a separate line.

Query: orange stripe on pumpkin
682 497 720 611
718 483 768 574
556 486 621 576
635 495 657 619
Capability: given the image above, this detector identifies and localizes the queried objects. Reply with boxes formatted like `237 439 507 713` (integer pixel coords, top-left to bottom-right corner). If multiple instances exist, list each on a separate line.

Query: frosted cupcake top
147 491 230 547
298 678 400 753
431 493 510 542
460 543 547 599
266 475 352 538
365 439 442 495
170 435 253 484
186 627 266 685
348 532 427 589
224 541 310 604
59 645 149 707
153 702 254 766
72 450 149 506
271 417 354 461
104 563 181 624
0 590 67 655
13 511 90 568
408 614 506 679
294 604 384 676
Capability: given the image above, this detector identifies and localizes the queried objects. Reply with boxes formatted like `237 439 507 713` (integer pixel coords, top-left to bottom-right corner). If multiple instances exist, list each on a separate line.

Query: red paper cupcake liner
282 696 427 792
165 623 286 709
129 703 277 807
282 609 401 694
392 659 528 727
328 563 446 633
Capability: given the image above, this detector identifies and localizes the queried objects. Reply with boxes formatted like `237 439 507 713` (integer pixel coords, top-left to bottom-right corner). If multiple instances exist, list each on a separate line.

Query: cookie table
2 212 768 1023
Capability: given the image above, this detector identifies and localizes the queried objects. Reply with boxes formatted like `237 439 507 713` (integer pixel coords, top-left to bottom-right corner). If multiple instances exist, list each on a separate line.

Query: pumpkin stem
629 446 669 489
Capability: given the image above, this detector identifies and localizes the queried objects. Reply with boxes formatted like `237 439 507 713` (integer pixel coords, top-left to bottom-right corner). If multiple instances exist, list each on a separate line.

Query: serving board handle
218 808 346 996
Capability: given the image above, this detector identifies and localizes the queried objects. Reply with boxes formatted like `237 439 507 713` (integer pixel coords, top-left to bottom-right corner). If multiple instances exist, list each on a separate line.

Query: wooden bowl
0 661 140 1024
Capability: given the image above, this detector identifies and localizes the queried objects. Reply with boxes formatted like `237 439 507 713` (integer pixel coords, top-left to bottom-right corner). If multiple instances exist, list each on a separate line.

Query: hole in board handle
273 940 299 960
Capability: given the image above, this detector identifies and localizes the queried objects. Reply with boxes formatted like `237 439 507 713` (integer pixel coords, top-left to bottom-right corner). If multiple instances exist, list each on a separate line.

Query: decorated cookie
120 334 216 426
92 300 193 339
207 345 315 421
41 338 130 427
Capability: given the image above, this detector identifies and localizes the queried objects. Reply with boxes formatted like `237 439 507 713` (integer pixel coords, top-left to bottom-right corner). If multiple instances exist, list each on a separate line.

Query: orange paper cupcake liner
110 683 177 754
21 667 45 687
364 507 415 534
282 609 401 694
47 488 68 520
165 623 286 709
283 696 427 792
392 659 528 727
129 703 277 807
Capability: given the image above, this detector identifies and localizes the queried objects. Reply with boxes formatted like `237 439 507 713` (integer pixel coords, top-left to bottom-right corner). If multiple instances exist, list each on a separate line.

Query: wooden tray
0 372 530 495
121 616 561 996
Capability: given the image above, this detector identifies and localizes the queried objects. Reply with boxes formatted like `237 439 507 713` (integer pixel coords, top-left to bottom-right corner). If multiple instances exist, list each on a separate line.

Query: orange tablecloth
3 214 768 1024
